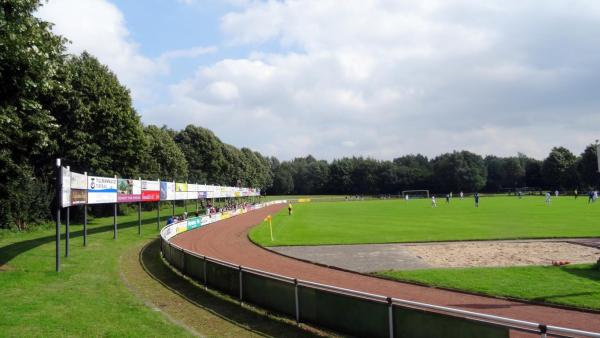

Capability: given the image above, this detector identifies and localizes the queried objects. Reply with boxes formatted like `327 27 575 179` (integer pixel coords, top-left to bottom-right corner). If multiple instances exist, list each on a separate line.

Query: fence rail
160 202 600 338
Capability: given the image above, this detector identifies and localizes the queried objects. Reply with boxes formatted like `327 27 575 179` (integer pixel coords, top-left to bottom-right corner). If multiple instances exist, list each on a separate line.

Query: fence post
294 279 300 325
539 324 547 338
203 256 207 290
239 265 243 305
387 297 394 338
157 200 160 230
113 175 118 240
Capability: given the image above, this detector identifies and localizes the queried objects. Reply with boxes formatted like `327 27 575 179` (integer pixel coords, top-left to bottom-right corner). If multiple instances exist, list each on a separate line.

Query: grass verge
375 264 600 311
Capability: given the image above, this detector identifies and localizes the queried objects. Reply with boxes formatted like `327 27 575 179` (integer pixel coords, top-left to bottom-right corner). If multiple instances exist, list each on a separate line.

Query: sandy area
403 241 600 268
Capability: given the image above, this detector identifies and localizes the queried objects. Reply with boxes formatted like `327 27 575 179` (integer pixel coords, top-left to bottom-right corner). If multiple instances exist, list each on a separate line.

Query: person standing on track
288 202 293 215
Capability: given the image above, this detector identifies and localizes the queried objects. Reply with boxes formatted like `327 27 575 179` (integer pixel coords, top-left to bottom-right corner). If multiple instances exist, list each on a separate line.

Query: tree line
266 148 599 196
1 1 598 229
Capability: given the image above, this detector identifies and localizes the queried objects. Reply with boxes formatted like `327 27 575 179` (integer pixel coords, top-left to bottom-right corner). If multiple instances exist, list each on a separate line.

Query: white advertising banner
61 167 71 208
160 181 176 201
70 172 87 189
87 176 117 204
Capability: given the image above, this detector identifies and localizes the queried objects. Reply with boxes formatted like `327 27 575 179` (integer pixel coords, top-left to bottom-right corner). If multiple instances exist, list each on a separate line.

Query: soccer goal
402 190 430 199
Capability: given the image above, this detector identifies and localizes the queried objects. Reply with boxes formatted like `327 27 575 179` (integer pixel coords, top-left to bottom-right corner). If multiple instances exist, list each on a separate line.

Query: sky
36 0 600 161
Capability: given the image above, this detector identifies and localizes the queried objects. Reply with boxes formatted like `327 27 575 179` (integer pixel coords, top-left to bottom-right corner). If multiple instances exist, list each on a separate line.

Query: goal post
401 190 430 199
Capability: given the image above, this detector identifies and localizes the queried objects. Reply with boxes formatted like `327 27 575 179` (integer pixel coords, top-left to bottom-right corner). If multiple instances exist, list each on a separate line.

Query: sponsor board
87 176 117 204
69 172 87 205
61 167 71 207
117 178 142 203
186 217 201 230
142 180 160 201
160 181 175 201
70 189 87 205
175 182 188 200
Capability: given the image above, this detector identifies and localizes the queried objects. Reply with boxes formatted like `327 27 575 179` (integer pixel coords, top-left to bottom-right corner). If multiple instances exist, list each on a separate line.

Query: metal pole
203 256 207 290
294 279 300 325
83 205 87 246
65 165 70 257
157 201 160 230
55 158 61 272
113 203 117 239
138 201 141 235
172 200 175 216
388 297 394 338
113 175 117 239
239 265 243 304
83 171 87 247
65 206 70 257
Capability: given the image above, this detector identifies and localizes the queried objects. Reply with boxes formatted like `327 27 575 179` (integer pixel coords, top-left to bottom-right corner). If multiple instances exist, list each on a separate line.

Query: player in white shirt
431 195 437 208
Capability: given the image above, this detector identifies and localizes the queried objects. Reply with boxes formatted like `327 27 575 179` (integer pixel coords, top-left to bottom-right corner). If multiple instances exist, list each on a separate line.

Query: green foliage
51 53 147 178
577 144 600 189
0 0 65 228
542 147 578 190
140 125 188 181
431 151 487 192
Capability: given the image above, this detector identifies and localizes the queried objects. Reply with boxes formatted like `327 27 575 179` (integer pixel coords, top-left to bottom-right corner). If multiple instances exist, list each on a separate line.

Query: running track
172 204 600 336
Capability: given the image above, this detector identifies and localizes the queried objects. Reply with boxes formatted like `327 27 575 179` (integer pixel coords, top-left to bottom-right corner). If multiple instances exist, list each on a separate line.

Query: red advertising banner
142 190 160 201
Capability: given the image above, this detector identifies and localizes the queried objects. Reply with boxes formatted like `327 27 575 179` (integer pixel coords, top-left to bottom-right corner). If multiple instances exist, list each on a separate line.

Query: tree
431 151 487 193
139 125 188 181
51 53 147 178
576 144 600 189
174 125 227 184
0 0 66 228
541 147 578 190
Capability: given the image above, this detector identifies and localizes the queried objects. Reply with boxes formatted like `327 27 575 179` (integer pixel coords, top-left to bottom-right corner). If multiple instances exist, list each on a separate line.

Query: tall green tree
576 144 600 189
541 147 578 190
431 151 487 193
139 125 188 181
0 0 66 228
174 125 227 184
51 52 147 178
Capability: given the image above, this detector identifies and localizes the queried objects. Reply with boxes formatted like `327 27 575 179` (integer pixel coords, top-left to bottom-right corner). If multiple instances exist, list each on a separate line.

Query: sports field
250 196 600 246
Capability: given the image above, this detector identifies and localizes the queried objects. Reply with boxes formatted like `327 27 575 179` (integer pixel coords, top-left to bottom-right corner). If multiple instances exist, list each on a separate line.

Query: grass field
375 264 600 311
249 196 600 246
0 205 315 337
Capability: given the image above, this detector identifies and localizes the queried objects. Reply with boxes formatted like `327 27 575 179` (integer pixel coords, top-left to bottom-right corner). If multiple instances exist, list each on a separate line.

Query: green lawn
250 196 600 246
375 264 600 311
0 205 194 337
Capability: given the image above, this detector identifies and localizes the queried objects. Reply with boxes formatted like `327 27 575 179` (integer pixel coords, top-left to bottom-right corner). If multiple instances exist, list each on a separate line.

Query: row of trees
1 1 598 229
266 147 600 196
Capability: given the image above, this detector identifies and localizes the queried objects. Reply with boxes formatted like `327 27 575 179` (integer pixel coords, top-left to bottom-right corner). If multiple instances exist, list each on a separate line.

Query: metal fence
160 208 600 338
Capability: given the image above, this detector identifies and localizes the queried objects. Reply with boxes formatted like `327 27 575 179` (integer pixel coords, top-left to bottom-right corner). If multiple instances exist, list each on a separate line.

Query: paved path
172 205 600 337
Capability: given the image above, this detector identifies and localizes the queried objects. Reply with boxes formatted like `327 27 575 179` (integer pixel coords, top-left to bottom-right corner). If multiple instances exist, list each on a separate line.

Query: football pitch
250 196 600 246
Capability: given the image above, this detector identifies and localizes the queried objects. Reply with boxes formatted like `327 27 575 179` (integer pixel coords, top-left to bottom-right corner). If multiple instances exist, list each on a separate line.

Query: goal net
401 190 430 199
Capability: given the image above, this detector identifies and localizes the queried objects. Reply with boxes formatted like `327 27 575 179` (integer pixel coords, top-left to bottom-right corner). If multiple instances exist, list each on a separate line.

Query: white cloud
36 0 165 102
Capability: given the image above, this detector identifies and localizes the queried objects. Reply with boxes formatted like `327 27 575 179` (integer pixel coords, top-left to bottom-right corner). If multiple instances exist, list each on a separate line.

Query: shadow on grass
0 212 167 267
139 239 322 338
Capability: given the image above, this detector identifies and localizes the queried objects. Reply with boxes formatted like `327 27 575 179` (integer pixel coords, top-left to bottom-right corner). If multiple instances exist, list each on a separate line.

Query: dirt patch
403 240 600 268
0 264 13 272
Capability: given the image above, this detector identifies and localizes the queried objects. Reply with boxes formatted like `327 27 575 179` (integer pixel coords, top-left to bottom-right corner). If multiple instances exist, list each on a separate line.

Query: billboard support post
157 201 160 230
83 172 87 247
55 158 61 272
173 181 176 216
65 166 70 257
138 177 141 235
113 175 117 240
83 204 87 246
65 206 70 257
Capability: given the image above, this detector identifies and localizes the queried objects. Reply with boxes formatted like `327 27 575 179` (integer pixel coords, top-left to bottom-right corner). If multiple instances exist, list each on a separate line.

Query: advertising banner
160 181 176 201
186 184 198 200
117 178 142 203
61 167 71 208
197 191 208 199
87 176 117 204
186 217 201 230
69 172 87 205
175 182 188 200
141 180 160 202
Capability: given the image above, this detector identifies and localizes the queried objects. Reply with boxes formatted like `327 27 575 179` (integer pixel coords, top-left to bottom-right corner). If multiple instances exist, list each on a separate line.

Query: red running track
172 204 600 336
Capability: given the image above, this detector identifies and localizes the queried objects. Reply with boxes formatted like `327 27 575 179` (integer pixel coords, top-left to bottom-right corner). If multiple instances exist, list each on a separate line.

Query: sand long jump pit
269 239 600 273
